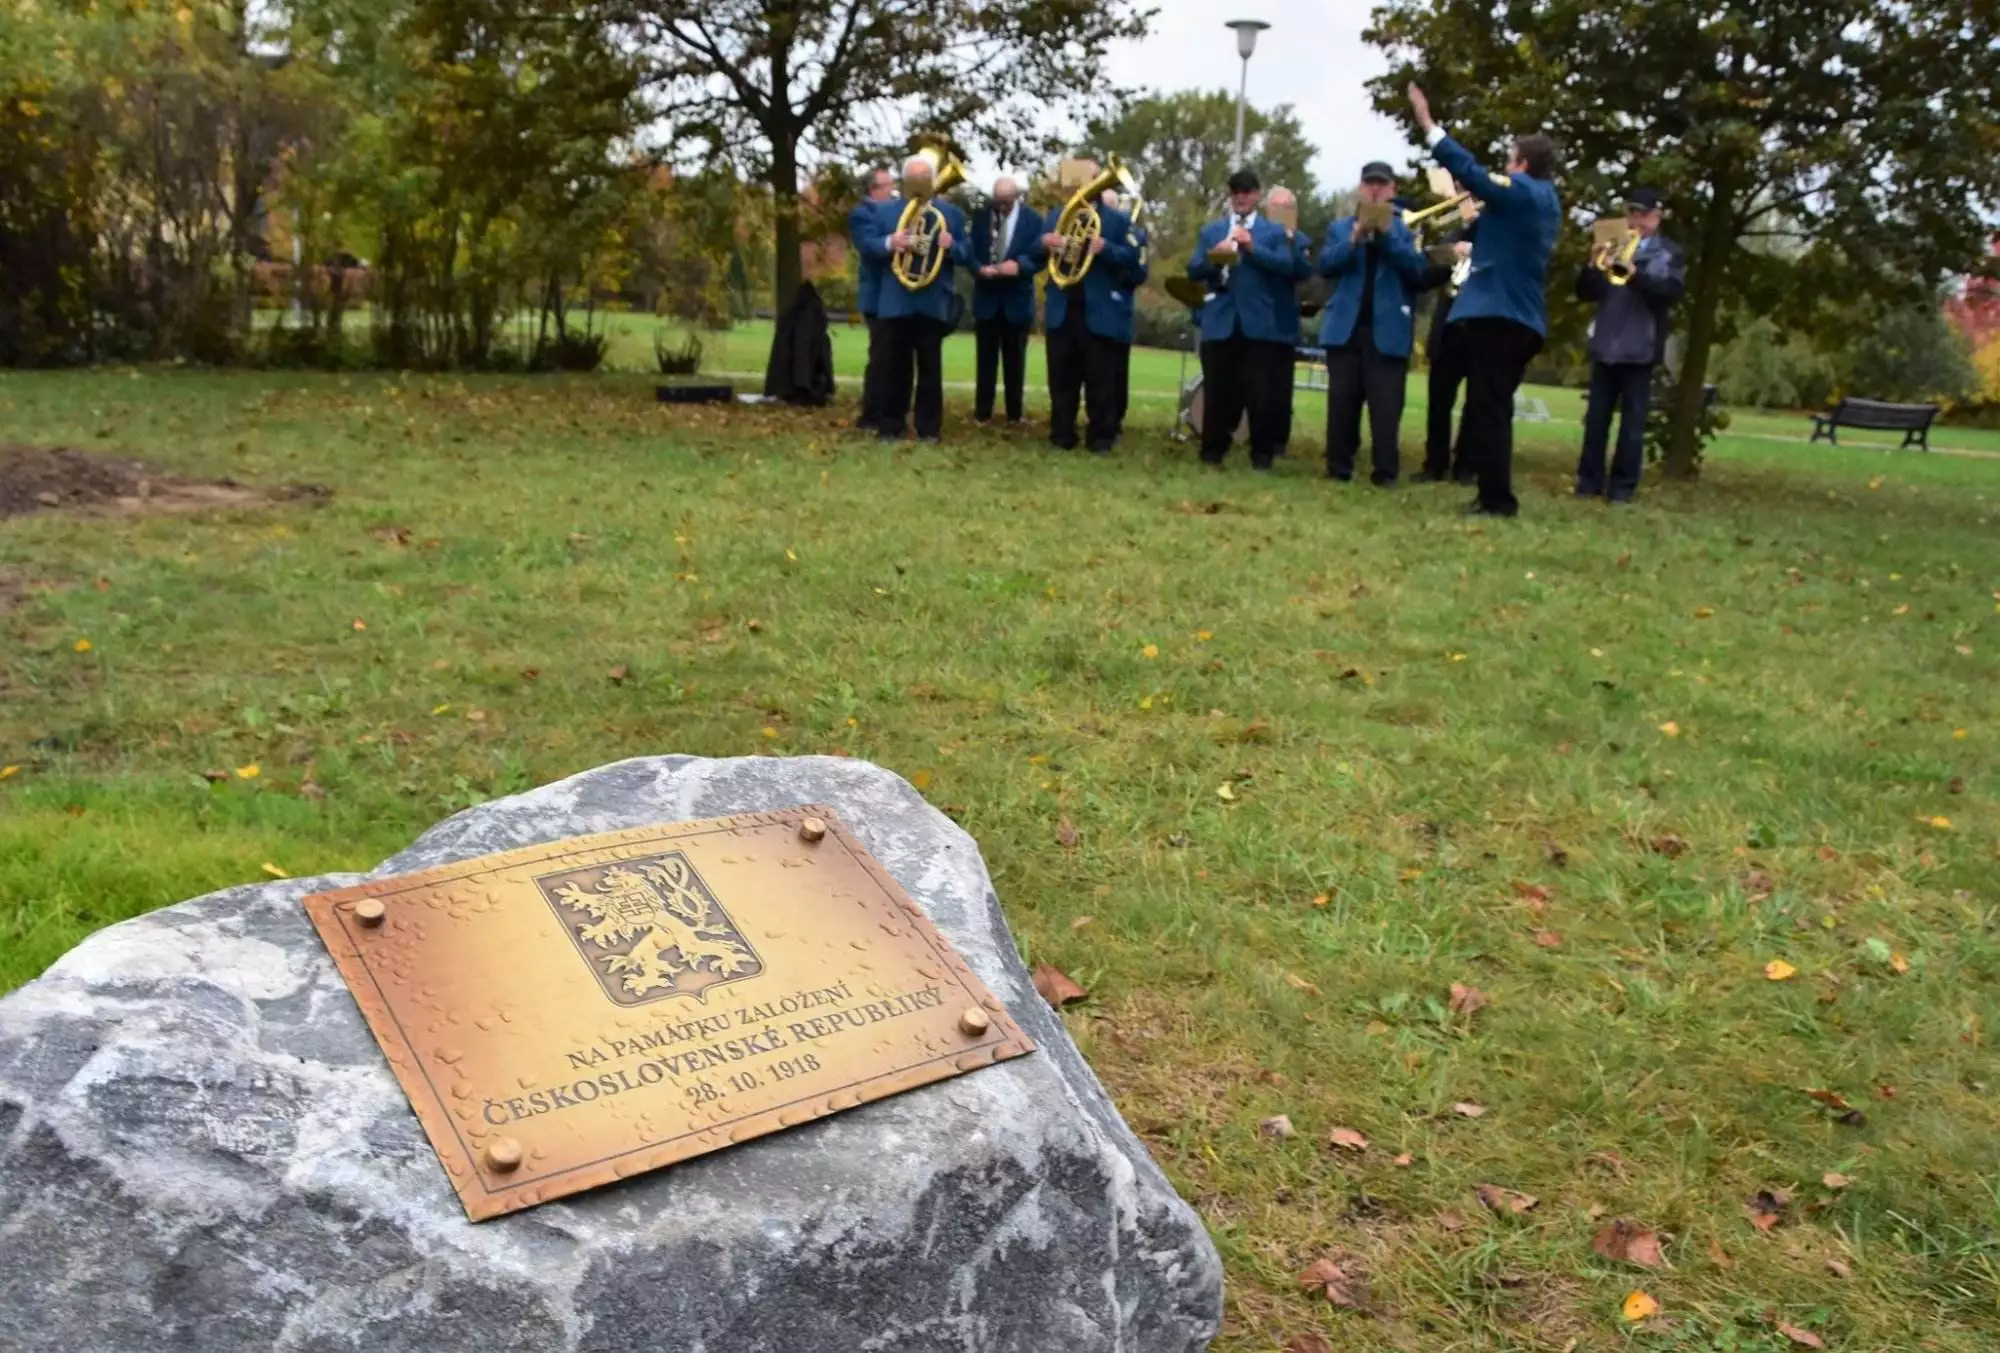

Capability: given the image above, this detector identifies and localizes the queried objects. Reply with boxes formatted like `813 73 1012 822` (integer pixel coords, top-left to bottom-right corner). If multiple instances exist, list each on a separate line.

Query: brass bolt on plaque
958 1006 991 1037
798 816 827 843
353 898 387 928
484 1137 524 1173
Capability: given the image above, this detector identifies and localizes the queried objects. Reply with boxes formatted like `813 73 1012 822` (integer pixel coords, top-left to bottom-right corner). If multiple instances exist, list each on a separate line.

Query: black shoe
876 431 903 443
1371 475 1399 488
1410 470 1447 484
1049 439 1077 452
1325 469 1353 482
1453 473 1477 486
1199 455 1225 468
1251 461 1275 473
1088 443 1114 456
1575 485 1602 498
973 416 992 426
1464 499 1518 518
1608 494 1636 506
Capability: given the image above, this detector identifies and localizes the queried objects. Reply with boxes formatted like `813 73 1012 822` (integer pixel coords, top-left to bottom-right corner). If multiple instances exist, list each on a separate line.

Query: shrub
654 328 703 375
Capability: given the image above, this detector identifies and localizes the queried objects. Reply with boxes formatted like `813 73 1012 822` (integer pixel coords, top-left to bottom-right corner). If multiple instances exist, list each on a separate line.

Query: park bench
1809 397 1940 451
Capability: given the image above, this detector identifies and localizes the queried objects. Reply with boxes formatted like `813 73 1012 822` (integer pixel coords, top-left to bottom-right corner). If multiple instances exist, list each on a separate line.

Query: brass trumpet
1600 231 1643 286
891 136 970 292
1046 154 1143 289
1403 190 1473 232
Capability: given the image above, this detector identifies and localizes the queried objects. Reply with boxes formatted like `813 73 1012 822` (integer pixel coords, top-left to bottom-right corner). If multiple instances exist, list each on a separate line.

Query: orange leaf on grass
1327 1127 1369 1152
1296 1255 1369 1311
1452 1102 1487 1119
1056 815 1079 849
1032 964 1087 1008
1448 983 1489 1016
1776 1323 1826 1349
1284 1336 1334 1353
1621 1291 1661 1323
1822 1172 1851 1190
1592 1219 1666 1269
1476 1184 1539 1214
1747 1190 1787 1232
1533 930 1563 949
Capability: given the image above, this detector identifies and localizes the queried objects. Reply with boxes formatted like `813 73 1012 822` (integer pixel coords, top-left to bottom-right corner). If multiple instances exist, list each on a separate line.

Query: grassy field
2 362 1996 1351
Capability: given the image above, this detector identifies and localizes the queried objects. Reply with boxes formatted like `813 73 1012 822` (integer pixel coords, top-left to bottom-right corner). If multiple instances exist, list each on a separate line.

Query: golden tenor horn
1046 153 1141 289
891 136 970 292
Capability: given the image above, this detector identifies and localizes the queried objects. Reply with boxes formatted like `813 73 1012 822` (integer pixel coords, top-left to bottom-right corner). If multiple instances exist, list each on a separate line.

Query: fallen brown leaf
1533 929 1563 949
1031 964 1087 1007
1822 1172 1851 1191
1452 1101 1488 1119
1825 1257 1852 1280
1592 1219 1666 1269
1803 1087 1854 1111
201 768 229 784
1449 982 1489 1016
1776 1323 1826 1349
608 664 630 683
1284 972 1323 996
1296 1254 1370 1311
1648 833 1690 858
1745 869 1776 900
1512 881 1552 907
1476 1184 1539 1214
1747 1190 1787 1232
1056 815 1079 849
1707 1236 1734 1269
1259 1114 1296 1140
1070 915 1095 931
1393 1152 1414 1168
1284 1336 1334 1353
1327 1127 1369 1152
1816 846 1841 863
1437 1209 1468 1232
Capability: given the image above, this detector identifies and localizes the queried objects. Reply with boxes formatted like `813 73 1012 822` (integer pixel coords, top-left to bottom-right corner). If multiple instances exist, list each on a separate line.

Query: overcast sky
1099 0 1412 191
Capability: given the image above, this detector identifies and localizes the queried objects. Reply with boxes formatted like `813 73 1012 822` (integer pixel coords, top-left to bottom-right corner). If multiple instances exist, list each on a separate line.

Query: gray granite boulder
0 756 1222 1352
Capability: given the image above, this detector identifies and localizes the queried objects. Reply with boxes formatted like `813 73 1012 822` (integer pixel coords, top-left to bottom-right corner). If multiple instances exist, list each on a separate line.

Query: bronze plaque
303 807 1035 1221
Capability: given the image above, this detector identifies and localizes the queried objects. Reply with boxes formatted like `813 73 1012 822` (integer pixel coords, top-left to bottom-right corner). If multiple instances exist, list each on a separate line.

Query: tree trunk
1663 166 1739 476
771 126 802 316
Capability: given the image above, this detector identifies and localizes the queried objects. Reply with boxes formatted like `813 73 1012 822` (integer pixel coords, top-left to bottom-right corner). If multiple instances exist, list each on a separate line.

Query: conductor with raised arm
1319 161 1429 486
1406 84 1561 517
1186 171 1313 471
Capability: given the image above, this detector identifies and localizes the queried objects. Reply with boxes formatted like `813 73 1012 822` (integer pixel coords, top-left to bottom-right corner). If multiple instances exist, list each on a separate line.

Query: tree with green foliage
1365 0 2000 475
618 0 1150 313
1084 89 1341 315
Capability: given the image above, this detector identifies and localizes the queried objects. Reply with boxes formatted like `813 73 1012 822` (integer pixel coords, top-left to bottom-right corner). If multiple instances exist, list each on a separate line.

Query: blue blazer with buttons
847 197 895 318
1186 216 1312 345
870 198 972 325
969 203 1044 326
1429 135 1561 337
1030 207 1148 345
1317 216 1428 358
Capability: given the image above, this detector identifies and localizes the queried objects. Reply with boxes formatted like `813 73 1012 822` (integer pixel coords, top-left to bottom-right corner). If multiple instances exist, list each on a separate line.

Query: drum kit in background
1164 275 1327 445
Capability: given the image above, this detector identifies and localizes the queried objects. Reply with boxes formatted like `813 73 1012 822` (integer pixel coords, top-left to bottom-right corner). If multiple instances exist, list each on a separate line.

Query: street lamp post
1226 19 1270 168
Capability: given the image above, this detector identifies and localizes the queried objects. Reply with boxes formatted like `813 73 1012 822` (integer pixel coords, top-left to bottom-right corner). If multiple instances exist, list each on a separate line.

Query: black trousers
1324 327 1408 484
1199 335 1286 467
1577 360 1653 500
880 315 947 440
1047 299 1120 451
1455 317 1544 514
1425 320 1472 480
974 315 1030 422
856 314 887 429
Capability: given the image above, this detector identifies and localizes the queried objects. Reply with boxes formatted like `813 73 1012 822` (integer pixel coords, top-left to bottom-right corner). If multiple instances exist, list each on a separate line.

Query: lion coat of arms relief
536 853 763 1005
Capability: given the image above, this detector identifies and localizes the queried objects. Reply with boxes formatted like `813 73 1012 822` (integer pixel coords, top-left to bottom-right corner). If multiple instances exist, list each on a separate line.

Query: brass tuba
1045 154 1143 289
891 136 970 292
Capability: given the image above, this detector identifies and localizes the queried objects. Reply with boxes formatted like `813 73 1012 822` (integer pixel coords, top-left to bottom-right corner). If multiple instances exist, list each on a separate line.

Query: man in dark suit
1574 187 1686 503
1185 170 1313 470
1414 197 1479 484
847 166 897 430
1031 198 1147 454
866 154 971 443
969 176 1042 426
1408 83 1561 517
1318 162 1428 486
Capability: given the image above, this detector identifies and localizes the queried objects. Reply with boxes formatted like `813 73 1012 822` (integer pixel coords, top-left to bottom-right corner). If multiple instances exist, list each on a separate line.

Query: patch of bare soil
0 445 330 518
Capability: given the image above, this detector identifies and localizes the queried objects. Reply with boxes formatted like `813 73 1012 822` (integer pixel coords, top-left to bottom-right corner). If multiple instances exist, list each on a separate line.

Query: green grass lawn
3 364 1996 1351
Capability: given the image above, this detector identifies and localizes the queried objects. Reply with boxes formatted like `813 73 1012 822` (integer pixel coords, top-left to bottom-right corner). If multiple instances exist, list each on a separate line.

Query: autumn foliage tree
1365 0 2000 474
620 0 1151 313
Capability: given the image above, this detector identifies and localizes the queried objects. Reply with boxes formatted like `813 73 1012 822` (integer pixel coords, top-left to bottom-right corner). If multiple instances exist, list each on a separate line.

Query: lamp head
1226 18 1270 60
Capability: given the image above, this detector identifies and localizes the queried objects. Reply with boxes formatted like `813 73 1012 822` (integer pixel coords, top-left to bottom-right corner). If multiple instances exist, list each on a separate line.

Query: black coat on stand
765 281 837 406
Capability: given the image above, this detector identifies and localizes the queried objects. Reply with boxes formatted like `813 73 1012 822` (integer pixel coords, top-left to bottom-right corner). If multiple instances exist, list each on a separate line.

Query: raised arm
1319 221 1359 277
1634 241 1687 303
1382 221 1428 283
852 203 893 261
